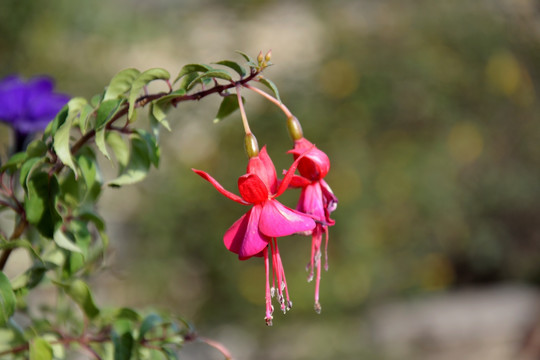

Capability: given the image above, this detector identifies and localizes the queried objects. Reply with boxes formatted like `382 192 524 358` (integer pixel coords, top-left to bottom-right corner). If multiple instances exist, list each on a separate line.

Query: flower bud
287 116 304 141
244 133 259 158
265 50 272 62
257 51 264 64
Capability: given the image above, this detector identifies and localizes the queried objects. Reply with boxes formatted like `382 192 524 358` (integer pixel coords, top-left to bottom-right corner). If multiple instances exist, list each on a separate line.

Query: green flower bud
287 116 304 141
245 133 259 158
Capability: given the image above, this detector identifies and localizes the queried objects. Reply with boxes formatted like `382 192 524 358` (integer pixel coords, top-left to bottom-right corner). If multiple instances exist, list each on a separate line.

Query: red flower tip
288 138 330 181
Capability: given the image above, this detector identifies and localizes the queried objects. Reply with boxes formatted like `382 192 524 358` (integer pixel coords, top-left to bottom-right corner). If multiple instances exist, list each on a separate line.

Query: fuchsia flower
193 146 316 325
288 137 338 313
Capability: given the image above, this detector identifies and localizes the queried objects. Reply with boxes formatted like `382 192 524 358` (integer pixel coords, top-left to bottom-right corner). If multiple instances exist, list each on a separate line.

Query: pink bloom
288 137 338 313
193 146 316 325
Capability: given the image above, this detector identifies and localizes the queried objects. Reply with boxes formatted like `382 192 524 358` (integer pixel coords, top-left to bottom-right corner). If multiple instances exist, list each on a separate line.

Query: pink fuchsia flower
193 146 316 325
288 137 338 313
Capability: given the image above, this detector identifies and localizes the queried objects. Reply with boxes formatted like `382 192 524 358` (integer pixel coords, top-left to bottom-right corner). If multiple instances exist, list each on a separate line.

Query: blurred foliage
2 0 540 359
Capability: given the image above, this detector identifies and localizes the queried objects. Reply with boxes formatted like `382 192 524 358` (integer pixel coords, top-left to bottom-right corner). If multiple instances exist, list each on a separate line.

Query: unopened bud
287 116 304 141
257 51 264 64
265 50 272 62
244 133 259 158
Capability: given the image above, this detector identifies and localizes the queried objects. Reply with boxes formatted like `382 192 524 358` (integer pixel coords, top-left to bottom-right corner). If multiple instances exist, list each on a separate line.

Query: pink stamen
264 247 273 326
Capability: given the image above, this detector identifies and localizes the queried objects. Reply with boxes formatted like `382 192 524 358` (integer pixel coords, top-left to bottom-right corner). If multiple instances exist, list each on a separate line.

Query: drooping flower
193 146 316 325
288 137 338 313
0 75 69 151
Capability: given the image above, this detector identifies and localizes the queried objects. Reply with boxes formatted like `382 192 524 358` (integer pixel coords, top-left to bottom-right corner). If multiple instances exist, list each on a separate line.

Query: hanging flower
288 137 338 313
0 75 69 151
193 146 316 325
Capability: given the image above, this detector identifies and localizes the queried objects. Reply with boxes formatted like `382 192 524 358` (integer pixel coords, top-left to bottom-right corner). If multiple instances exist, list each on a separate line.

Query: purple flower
0 75 69 136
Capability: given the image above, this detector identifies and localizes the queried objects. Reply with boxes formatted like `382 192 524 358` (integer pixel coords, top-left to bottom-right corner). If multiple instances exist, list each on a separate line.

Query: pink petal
287 174 312 188
224 205 270 259
288 139 330 181
275 143 315 198
238 174 269 203
297 183 325 221
247 146 277 194
259 200 316 237
192 169 248 205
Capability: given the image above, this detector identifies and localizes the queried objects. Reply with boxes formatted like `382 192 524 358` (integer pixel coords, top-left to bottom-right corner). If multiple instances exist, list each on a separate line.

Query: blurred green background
2 0 540 359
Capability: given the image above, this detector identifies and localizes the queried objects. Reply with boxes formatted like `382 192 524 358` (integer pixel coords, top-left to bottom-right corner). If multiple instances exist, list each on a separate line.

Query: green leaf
53 98 87 174
104 68 141 101
54 228 83 254
105 132 129 170
187 69 233 90
25 172 61 239
107 134 151 187
43 106 68 139
213 60 246 78
0 272 16 326
173 64 212 85
95 127 110 160
66 279 100 319
26 140 48 158
77 152 102 203
29 337 53 360
235 50 258 68
0 238 42 261
95 99 124 129
113 331 134 360
214 94 244 123
139 313 163 340
128 68 170 119
257 77 281 102
150 102 171 132
0 152 27 173
78 103 95 133
135 129 160 167
19 157 42 190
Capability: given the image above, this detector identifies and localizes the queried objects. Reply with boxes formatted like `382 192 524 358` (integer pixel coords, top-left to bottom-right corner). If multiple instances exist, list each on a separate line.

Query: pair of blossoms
193 118 337 326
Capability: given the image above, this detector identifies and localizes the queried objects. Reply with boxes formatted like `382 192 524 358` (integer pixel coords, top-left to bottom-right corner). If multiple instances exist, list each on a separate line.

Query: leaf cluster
0 52 274 359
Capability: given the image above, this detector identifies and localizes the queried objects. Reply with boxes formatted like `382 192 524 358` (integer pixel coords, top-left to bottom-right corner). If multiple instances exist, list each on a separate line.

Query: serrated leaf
128 68 170 119
173 64 213 85
53 228 83 254
29 337 53 360
214 94 244 123
105 132 129 169
104 68 141 101
53 98 86 174
139 313 163 340
95 99 124 130
213 60 246 78
187 69 233 90
66 279 100 319
258 77 281 102
107 134 151 187
0 272 16 326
